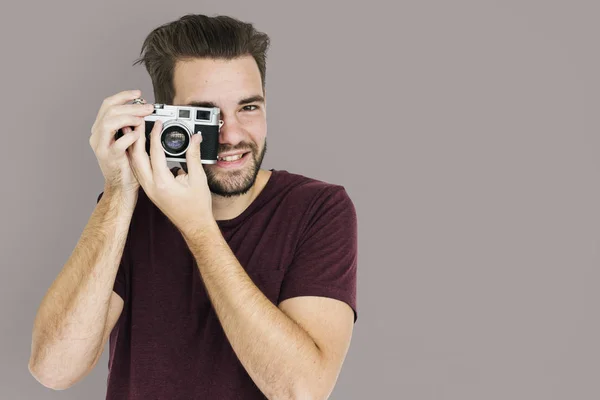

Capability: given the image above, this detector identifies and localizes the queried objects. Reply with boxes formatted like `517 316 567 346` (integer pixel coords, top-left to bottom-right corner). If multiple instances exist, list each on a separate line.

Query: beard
180 138 267 198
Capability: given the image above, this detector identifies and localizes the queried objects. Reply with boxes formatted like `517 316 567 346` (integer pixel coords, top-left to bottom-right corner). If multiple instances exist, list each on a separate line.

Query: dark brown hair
133 14 271 104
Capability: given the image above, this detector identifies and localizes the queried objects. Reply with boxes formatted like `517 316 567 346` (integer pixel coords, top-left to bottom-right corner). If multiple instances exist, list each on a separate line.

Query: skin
172 55 271 221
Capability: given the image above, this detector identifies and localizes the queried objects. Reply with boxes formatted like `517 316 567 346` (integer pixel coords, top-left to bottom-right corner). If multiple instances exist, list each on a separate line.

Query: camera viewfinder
196 110 211 120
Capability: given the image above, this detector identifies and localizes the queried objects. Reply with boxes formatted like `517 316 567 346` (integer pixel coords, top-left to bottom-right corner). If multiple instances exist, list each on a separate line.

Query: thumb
186 132 203 179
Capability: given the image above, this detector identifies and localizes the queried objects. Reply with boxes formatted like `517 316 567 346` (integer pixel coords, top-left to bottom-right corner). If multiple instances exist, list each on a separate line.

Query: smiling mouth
217 152 250 162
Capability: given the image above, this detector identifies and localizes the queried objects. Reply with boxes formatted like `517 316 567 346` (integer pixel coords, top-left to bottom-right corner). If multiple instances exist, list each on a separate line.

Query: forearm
29 188 135 386
182 223 324 400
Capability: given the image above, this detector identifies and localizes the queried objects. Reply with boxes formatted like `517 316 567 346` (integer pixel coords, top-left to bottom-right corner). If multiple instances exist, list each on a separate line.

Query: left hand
129 120 214 232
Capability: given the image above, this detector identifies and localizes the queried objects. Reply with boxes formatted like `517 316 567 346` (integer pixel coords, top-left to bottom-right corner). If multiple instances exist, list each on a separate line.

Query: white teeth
219 153 244 162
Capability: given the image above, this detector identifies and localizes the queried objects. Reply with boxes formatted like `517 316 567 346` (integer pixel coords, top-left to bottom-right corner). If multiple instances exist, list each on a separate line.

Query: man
28 13 357 399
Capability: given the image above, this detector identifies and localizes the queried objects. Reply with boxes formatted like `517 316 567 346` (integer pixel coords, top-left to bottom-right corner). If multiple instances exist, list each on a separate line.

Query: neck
211 169 272 221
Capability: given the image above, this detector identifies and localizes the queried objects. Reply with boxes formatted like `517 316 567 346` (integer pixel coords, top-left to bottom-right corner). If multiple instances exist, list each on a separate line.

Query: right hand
89 90 155 197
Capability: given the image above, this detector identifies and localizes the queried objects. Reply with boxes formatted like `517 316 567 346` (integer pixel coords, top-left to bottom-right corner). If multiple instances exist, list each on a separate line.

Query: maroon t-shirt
96 168 358 399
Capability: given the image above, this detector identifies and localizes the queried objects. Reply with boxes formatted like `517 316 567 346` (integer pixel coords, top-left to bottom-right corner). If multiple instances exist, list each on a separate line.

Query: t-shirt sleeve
96 191 127 302
278 186 358 323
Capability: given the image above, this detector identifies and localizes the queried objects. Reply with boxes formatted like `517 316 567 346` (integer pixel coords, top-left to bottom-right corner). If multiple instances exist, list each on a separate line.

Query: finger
186 132 204 183
102 115 145 149
104 104 153 147
107 103 155 118
125 150 138 178
148 120 172 185
98 89 142 119
111 126 140 154
129 116 148 161
91 90 143 148
98 103 152 148
116 126 131 144
129 119 155 188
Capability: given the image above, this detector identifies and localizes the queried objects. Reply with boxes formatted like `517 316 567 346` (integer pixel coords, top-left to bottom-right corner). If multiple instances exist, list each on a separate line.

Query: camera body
115 99 221 164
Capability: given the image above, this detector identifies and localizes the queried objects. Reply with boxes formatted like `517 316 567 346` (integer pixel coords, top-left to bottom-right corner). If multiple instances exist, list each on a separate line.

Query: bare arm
28 188 135 390
181 223 327 400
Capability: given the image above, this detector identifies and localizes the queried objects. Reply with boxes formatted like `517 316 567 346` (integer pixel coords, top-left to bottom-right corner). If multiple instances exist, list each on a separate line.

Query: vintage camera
115 98 221 163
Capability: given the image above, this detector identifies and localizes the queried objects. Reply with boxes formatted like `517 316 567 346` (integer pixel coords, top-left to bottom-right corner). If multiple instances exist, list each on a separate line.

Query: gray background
1 0 599 399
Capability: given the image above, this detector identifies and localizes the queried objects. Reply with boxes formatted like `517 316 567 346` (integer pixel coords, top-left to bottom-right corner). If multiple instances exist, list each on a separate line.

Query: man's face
172 55 267 198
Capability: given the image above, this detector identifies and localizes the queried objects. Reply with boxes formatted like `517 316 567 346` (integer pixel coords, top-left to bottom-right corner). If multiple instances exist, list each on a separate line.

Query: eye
242 105 259 111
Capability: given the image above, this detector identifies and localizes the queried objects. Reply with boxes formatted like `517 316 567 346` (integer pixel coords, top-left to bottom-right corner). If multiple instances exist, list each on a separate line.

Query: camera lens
161 125 190 155
165 131 185 149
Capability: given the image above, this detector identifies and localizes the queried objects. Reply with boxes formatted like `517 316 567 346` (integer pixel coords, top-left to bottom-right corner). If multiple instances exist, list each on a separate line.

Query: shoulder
289 170 350 201
273 170 355 218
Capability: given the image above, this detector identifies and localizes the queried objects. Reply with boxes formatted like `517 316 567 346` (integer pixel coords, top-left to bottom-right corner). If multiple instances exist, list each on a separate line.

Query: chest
122 209 298 327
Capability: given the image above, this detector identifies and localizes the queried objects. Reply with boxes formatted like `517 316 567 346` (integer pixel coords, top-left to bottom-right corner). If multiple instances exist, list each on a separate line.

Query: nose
218 114 246 146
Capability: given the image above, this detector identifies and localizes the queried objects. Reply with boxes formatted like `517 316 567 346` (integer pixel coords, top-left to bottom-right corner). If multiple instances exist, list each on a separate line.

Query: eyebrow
186 95 265 108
